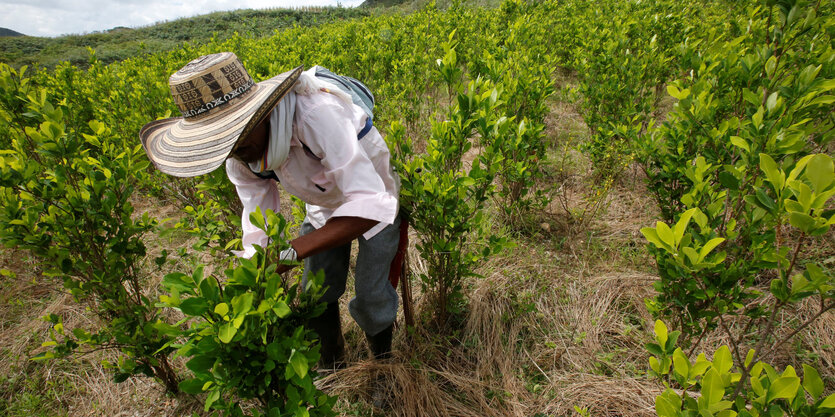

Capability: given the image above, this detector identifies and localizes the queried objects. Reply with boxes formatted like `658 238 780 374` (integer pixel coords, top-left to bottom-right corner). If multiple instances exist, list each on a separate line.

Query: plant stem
783 235 805 281
732 298 781 399
762 301 835 359
734 314 760 353
686 324 710 357
718 313 743 366
153 355 180 394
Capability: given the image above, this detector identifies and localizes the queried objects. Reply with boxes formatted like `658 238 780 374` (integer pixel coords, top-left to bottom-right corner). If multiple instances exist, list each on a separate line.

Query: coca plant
160 208 334 417
571 0 688 196
478 23 555 226
0 70 179 392
637 0 833 222
640 0 834 340
639 2 835 414
389 40 511 326
642 152 834 363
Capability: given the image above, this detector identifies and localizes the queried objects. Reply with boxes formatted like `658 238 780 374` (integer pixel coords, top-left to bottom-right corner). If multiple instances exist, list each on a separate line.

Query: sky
1 0 365 37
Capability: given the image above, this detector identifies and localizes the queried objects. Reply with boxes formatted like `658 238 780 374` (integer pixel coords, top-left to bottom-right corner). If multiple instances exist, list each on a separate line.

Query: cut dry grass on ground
546 373 661 417
0 249 72 416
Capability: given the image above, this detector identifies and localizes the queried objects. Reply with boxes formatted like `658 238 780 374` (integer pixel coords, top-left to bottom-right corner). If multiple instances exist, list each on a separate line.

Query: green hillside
0 28 25 37
0 7 369 70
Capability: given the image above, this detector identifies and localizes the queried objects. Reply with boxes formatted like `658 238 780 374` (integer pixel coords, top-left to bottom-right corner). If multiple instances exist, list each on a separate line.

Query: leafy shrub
648 320 835 417
478 17 555 225
639 7 834 417
639 0 835 340
161 209 334 416
637 0 834 222
389 39 512 325
0 69 178 391
643 152 834 374
571 0 687 182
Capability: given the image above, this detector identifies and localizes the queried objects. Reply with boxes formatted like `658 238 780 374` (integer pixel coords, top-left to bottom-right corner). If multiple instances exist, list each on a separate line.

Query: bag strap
253 170 279 181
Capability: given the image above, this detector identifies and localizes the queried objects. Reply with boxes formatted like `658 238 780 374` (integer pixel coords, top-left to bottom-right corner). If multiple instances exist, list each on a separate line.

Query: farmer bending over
139 52 400 370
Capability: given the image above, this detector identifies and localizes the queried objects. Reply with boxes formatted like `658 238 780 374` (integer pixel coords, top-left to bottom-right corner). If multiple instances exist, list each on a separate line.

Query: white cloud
0 0 364 37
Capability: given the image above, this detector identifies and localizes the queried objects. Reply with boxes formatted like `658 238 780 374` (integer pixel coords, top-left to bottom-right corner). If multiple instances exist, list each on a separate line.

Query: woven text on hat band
172 58 255 119
180 78 255 119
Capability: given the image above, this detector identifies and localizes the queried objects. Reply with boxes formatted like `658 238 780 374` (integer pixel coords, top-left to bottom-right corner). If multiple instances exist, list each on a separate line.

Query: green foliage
476 11 556 224
649 320 835 417
624 4 835 415
639 0 835 340
565 0 693 221
0 64 31 149
642 152 834 350
161 167 243 257
3 0 564 335
0 68 178 392
2 0 833 412
389 38 512 324
160 208 334 416
638 0 834 221
0 8 372 70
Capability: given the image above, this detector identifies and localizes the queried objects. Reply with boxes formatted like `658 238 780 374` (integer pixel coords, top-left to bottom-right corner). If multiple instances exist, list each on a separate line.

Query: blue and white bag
311 65 375 121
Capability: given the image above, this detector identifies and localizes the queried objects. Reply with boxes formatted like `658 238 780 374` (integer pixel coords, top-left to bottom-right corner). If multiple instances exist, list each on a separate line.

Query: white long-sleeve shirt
226 91 399 258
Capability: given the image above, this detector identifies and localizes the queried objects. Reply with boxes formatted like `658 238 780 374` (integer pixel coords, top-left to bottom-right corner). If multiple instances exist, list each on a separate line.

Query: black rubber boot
365 324 393 360
366 324 393 410
308 302 345 370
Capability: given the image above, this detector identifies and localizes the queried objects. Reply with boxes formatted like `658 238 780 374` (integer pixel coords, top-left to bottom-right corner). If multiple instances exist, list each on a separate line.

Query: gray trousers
301 215 401 337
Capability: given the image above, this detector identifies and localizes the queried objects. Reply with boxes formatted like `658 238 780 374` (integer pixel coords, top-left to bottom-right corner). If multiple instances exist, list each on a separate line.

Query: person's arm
292 216 378 258
273 216 376 273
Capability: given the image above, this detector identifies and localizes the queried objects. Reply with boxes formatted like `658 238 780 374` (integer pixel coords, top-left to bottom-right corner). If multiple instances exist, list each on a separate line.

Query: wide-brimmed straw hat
139 52 302 177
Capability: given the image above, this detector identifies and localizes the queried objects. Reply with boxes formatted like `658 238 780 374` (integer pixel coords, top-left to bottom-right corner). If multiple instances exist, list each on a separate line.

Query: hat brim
139 66 303 177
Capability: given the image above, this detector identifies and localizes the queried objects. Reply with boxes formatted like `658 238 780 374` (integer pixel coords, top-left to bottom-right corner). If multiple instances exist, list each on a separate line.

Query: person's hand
276 246 298 274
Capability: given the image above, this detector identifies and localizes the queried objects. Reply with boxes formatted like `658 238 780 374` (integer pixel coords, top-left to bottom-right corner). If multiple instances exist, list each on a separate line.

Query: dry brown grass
301 232 666 417
321 361 489 417
802 306 835 372
0 250 52 369
300 217 668 417
60 361 199 417
545 373 661 417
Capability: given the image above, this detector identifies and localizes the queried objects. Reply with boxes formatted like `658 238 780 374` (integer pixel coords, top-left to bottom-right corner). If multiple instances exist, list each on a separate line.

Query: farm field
0 0 833 416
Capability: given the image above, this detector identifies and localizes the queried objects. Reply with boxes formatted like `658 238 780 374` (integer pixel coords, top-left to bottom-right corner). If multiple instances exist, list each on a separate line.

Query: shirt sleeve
225 158 281 258
297 98 398 228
